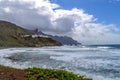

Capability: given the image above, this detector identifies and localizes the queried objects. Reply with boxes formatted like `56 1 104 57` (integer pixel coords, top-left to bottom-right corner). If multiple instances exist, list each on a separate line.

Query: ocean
0 45 120 80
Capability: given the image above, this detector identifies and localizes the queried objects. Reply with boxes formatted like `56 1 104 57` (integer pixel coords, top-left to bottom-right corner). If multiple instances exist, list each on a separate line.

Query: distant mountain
0 21 61 47
50 36 81 45
32 29 81 45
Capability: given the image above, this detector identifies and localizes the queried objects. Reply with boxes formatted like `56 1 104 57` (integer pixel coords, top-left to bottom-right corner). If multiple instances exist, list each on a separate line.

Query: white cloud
0 0 120 44
109 0 120 3
3 7 11 13
114 0 120 1
71 23 120 44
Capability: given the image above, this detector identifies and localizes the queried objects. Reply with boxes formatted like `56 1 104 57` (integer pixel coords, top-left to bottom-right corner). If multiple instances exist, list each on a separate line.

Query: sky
50 0 120 26
0 0 120 44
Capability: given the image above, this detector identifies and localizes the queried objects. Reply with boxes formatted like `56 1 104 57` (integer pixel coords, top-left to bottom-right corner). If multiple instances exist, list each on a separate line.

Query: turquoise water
0 45 120 80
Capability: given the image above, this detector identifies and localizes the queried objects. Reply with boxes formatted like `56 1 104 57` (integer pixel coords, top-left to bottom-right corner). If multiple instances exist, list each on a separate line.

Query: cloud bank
0 0 120 44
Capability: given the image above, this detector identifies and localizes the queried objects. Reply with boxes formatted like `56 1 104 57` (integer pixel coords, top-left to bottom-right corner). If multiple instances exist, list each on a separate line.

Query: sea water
0 45 120 80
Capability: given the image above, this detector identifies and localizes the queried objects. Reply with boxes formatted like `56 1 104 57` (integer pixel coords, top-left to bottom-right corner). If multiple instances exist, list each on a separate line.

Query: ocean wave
0 46 120 80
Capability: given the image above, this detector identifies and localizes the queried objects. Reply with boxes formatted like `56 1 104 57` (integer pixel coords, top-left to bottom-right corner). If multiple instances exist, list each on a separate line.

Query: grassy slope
0 65 92 80
0 21 61 47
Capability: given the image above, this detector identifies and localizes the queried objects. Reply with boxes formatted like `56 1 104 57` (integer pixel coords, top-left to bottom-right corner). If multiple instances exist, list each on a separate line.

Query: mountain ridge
32 29 81 45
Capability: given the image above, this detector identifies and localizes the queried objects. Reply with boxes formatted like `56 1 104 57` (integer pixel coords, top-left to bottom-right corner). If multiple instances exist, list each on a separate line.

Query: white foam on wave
97 46 112 49
0 48 25 57
0 48 35 68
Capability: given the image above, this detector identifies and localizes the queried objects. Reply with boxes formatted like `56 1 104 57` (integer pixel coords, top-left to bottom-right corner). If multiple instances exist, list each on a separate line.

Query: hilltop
0 21 61 47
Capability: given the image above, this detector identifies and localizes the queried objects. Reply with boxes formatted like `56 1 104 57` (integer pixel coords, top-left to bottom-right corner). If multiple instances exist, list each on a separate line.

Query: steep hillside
0 21 61 47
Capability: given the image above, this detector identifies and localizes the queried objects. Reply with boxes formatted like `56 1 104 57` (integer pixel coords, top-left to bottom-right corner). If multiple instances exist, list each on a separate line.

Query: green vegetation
25 67 92 80
0 20 61 47
0 65 92 80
